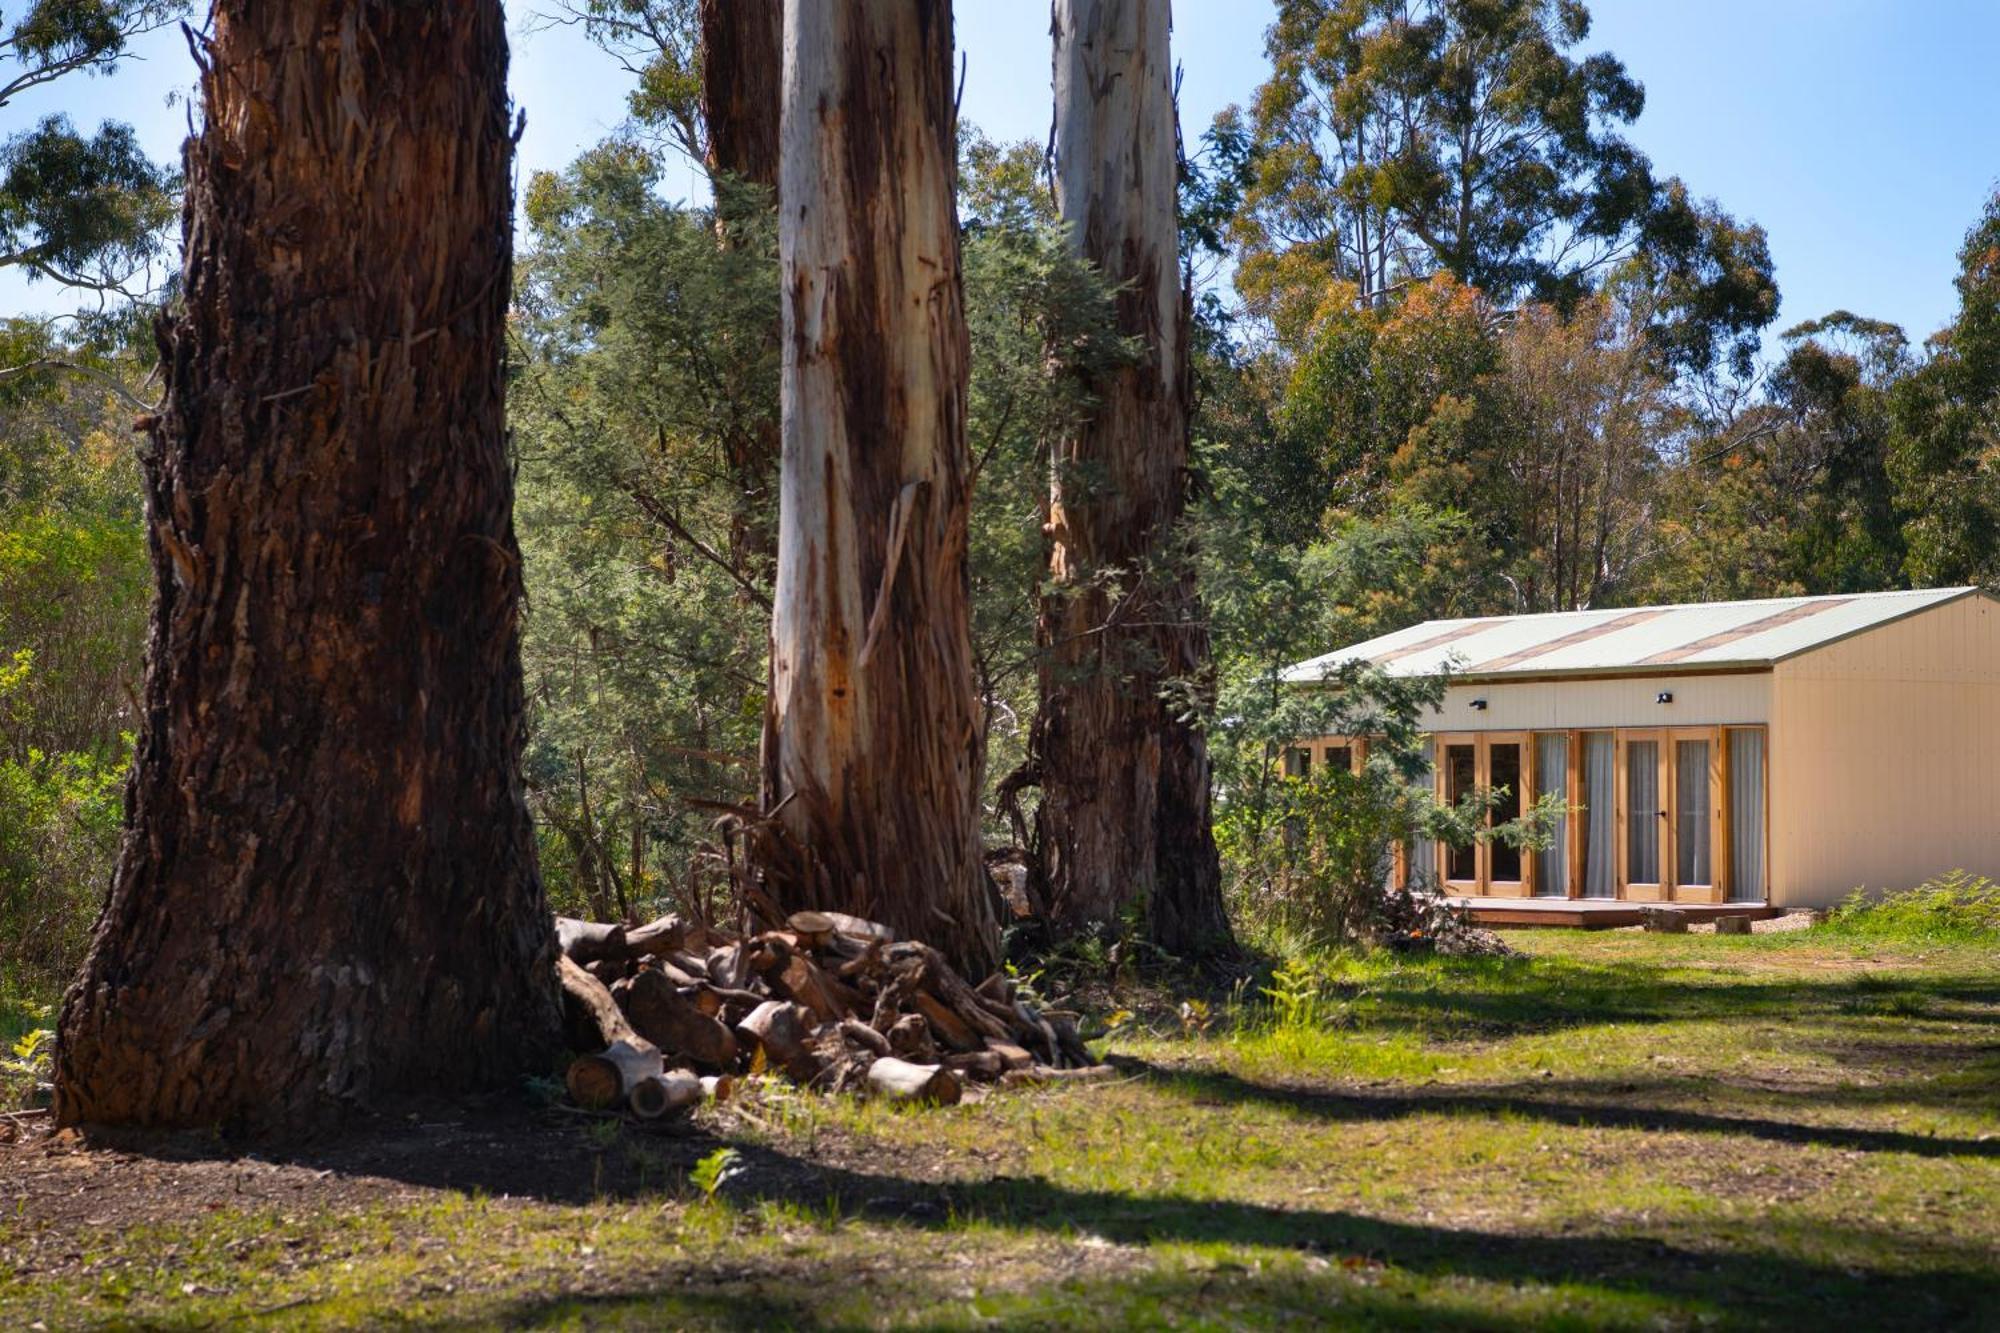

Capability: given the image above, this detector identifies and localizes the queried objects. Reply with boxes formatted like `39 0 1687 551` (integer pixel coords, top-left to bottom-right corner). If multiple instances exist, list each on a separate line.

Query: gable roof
1281 587 1981 684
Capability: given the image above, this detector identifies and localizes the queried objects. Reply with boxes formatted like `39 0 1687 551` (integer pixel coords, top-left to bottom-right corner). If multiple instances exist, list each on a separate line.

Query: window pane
1534 734 1569 896
1326 745 1352 774
1729 729 1767 902
1284 747 1310 778
1445 743 1477 881
1489 742 1522 882
1627 740 1660 883
1677 739 1711 886
1581 732 1616 897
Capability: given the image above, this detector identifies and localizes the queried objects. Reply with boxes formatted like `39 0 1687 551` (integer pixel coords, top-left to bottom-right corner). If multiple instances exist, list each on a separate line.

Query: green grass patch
4 929 1998 1330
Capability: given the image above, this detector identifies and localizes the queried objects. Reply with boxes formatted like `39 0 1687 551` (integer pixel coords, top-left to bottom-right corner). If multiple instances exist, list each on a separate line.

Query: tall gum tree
1034 0 1231 954
54 0 560 1131
760 0 999 977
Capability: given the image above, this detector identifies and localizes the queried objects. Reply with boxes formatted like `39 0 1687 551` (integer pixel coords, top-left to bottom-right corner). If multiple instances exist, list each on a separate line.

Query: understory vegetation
6 927 1996 1329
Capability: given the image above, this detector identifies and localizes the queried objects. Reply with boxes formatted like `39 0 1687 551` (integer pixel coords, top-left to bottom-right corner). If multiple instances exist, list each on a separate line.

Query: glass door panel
1728 728 1767 902
1443 740 1478 885
1675 737 1713 890
1408 738 1437 888
1580 732 1616 897
1486 739 1524 888
1534 733 1570 896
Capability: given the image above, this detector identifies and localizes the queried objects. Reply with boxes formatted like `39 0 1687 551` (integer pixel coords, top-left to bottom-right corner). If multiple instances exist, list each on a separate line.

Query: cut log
865 1057 961 1106
976 973 1013 1006
786 910 836 952
911 990 980 1052
823 910 894 943
701 1074 735 1103
557 917 628 965
708 943 751 989
886 1013 937 1063
986 1040 1034 1071
559 954 644 1052
736 999 810 1066
629 1068 703 1120
773 952 850 1025
624 913 689 958
665 950 712 980
839 1017 893 1057
1002 1064 1119 1087
567 1038 663 1109
615 969 739 1070
943 1049 1003 1079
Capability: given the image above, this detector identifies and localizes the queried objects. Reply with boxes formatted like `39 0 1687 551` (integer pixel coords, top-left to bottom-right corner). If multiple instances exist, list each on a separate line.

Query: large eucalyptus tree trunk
1034 0 1231 954
700 0 782 193
699 0 783 578
760 0 999 978
54 0 560 1132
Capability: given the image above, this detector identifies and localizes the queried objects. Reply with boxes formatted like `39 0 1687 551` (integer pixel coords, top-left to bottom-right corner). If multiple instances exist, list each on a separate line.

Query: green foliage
0 324 147 994
1822 871 2000 943
689 1146 744 1200
1 2 187 298
1888 190 2000 588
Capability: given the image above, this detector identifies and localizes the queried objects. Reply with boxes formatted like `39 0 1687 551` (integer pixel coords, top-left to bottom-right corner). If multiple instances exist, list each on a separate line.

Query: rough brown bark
700 0 782 194
1031 0 1232 956
699 0 784 578
758 0 1000 978
53 0 560 1132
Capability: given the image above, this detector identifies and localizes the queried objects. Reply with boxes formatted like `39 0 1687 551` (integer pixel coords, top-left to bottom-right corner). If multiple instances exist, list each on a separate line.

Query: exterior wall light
1470 697 1489 711
1657 691 1674 704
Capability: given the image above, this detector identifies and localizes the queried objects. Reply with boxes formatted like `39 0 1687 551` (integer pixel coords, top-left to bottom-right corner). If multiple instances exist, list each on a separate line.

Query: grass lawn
2 927 1996 1329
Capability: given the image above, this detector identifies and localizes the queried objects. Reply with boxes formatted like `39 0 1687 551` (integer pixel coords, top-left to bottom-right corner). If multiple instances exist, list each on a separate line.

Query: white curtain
1582 732 1616 897
1676 739 1711 886
1626 740 1660 884
1729 729 1767 901
1534 733 1568 896
1409 738 1436 887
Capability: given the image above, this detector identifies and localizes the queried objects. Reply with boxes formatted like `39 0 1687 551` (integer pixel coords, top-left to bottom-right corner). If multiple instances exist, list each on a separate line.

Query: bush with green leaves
1213 659 1555 952
1822 871 2000 943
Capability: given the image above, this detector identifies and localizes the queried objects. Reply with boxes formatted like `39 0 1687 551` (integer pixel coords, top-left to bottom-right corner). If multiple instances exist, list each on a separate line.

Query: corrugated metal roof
1281 587 1980 684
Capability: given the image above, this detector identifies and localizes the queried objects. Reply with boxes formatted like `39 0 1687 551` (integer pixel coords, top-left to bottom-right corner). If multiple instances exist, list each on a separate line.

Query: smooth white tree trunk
762 0 998 977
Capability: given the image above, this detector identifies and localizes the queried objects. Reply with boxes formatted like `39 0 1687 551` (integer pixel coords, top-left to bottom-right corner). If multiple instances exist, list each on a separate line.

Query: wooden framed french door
1483 732 1529 896
1617 730 1669 901
1668 728 1727 902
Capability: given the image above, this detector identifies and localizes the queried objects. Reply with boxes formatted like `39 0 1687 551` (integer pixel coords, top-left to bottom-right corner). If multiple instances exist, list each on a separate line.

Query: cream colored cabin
1282 587 2000 920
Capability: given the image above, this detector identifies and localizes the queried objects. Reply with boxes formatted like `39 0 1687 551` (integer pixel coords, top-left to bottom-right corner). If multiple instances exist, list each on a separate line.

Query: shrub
1822 871 2000 943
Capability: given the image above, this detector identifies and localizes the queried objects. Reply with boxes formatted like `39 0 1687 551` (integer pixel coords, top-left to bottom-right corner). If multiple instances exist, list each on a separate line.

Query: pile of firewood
555 909 1105 1119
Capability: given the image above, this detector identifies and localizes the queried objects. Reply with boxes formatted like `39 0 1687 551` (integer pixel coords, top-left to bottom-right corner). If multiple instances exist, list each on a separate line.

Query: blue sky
4 1 1995 346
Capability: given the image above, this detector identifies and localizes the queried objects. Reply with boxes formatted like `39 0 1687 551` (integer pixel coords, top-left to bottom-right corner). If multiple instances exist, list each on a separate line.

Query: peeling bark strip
1033 0 1231 953
762 0 999 977
55 0 561 1131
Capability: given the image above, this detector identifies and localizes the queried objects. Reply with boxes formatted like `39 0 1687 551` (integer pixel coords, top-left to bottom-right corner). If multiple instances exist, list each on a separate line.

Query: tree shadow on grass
1339 955 2000 1040
421 1139 1998 1332
1118 1057 2000 1160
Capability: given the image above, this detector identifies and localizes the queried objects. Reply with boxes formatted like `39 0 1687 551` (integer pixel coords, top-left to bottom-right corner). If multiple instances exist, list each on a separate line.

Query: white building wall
1770 593 2000 908
1424 672 1770 734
